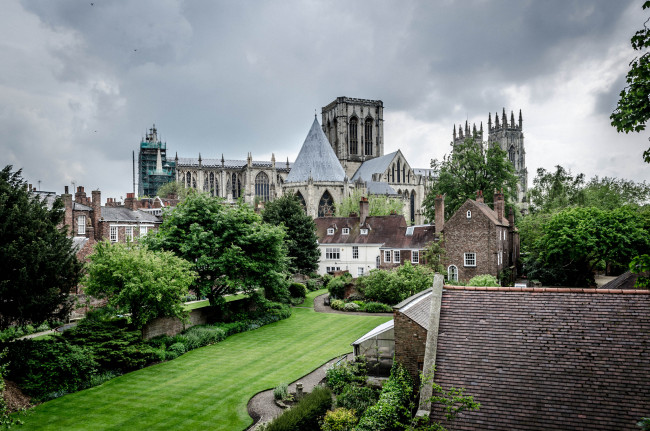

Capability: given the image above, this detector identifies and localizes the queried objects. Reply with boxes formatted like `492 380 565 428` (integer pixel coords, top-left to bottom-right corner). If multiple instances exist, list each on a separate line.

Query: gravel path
245 293 391 429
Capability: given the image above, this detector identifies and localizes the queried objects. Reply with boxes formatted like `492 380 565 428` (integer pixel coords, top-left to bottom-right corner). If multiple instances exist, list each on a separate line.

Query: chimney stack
359 197 369 225
508 206 515 227
125 192 136 211
476 190 484 203
434 195 445 232
91 190 101 241
494 190 505 222
62 186 73 235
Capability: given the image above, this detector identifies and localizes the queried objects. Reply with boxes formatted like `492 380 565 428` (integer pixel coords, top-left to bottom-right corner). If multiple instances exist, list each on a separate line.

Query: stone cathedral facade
172 97 432 224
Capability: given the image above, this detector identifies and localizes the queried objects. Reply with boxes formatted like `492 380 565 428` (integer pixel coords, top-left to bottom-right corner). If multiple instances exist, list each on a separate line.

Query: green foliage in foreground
357 262 434 305
18 308 390 430
631 254 650 288
85 241 196 328
263 386 332 431
467 274 500 287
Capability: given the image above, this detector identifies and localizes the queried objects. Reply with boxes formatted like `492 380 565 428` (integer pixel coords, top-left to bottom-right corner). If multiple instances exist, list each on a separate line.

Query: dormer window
342 228 350 235
406 226 414 236
360 228 368 235
466 210 472 219
327 228 335 235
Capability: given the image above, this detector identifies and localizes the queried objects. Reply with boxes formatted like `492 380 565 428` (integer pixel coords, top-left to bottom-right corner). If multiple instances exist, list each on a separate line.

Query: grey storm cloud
1 0 647 201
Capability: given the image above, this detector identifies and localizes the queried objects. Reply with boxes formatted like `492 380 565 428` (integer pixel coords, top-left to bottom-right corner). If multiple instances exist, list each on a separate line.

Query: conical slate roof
285 117 346 183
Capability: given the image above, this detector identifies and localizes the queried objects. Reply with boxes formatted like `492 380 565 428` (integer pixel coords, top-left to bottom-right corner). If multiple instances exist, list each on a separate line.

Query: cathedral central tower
321 97 384 178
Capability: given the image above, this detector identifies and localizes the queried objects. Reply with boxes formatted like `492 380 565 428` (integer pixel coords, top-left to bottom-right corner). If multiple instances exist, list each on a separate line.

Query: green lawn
183 292 256 311
303 288 328 308
19 303 389 430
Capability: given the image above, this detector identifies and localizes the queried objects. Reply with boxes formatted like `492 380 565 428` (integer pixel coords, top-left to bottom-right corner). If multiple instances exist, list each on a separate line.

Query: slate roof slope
315 214 407 245
177 157 293 170
366 181 398 195
286 118 346 183
351 151 398 182
429 286 650 430
381 224 436 250
473 200 509 227
101 207 161 223
393 288 432 329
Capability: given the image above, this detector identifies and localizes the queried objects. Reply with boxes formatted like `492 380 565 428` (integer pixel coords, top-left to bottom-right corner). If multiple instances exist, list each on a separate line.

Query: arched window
397 160 401 183
509 145 515 164
203 173 210 192
255 172 270 202
209 173 215 196
392 164 395 182
214 178 219 197
364 118 373 156
318 190 335 217
296 191 306 210
192 174 197 189
410 190 416 224
402 165 406 182
186 172 191 188
349 117 358 155
231 173 239 198
448 265 458 281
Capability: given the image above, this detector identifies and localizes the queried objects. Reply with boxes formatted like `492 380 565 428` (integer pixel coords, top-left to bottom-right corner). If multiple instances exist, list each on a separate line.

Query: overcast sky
2 0 648 202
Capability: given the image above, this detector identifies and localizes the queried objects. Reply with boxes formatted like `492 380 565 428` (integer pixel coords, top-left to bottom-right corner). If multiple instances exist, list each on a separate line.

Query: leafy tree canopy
84 241 196 329
533 206 650 286
423 138 518 221
262 194 320 274
144 193 290 305
336 189 404 217
611 0 650 163
155 181 194 200
0 165 83 330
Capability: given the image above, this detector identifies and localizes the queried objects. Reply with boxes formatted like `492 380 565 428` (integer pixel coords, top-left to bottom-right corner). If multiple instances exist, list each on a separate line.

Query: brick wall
393 309 427 384
142 307 216 339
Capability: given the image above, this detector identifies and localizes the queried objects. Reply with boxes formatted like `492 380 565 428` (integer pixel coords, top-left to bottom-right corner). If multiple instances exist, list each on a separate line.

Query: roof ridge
443 285 650 294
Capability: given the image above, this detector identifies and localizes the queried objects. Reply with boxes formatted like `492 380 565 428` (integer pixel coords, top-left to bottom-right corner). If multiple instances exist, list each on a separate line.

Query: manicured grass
183 292 254 310
19 307 389 430
303 288 328 308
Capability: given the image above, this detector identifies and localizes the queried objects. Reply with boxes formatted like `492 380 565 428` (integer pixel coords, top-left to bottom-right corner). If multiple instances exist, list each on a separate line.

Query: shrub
327 276 347 299
322 408 357 431
343 303 360 312
264 386 332 431
182 326 226 349
273 383 289 401
335 385 378 416
326 358 368 394
467 274 500 287
355 362 413 431
288 282 307 298
167 342 186 356
330 299 345 311
305 279 319 292
360 302 392 313
357 263 433 305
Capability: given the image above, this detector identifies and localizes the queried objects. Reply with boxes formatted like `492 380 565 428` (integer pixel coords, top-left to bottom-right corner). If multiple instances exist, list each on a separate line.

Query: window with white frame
406 226 414 236
327 228 335 235
394 250 400 263
464 252 476 267
384 250 391 262
412 250 419 264
467 210 472 219
342 228 350 235
352 246 359 259
77 215 86 235
358 267 364 276
360 228 368 235
448 265 458 281
125 226 134 242
140 226 149 236
326 266 341 273
325 247 340 260
110 226 118 242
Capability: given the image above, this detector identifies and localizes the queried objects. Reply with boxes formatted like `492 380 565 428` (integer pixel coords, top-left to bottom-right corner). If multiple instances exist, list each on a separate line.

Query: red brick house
379 224 436 269
437 191 519 282
393 284 650 430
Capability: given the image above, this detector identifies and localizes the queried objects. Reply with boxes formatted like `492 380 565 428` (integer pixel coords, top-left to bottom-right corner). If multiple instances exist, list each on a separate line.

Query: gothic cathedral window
318 191 335 217
349 117 358 155
364 118 373 156
255 172 270 202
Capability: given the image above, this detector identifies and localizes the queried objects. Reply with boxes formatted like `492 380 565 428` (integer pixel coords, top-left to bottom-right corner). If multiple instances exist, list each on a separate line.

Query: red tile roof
315 214 407 245
430 288 650 430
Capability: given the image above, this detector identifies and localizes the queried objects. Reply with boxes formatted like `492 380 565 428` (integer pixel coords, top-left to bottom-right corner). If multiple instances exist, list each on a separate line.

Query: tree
84 241 196 329
144 193 290 305
423 234 446 274
336 189 404 217
0 166 83 330
423 138 518 220
533 206 650 286
528 165 586 213
582 176 650 210
155 180 194 200
611 1 650 163
262 194 320 274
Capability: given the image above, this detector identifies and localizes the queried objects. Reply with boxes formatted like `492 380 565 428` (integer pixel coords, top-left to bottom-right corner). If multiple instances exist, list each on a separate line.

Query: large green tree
336 189 403 217
84 241 196 329
611 1 650 163
0 166 83 329
530 206 650 286
145 193 290 305
423 138 518 220
262 194 320 274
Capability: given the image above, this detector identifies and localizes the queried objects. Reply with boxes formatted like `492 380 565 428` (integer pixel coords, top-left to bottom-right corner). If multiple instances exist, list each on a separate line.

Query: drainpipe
417 273 444 416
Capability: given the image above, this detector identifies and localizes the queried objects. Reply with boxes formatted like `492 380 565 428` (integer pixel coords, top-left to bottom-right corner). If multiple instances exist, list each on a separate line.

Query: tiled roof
350 151 398 182
285 118 346 183
314 214 407 245
177 157 291 170
472 200 509 227
426 286 650 430
101 207 161 223
394 288 433 329
367 181 398 195
73 202 93 211
600 271 649 290
381 224 436 250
